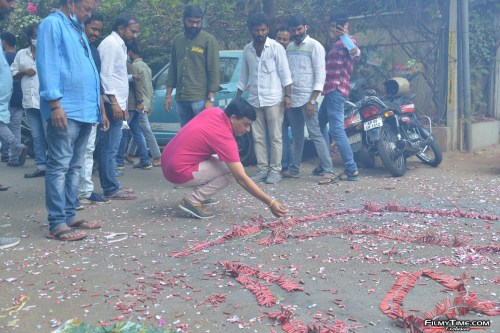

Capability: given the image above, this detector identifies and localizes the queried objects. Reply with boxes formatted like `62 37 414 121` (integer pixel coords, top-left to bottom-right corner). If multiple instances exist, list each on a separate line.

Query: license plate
364 118 383 131
348 133 362 144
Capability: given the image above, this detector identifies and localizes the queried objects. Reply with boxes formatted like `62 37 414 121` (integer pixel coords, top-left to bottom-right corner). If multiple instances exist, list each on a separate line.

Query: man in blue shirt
0 0 22 250
37 0 102 241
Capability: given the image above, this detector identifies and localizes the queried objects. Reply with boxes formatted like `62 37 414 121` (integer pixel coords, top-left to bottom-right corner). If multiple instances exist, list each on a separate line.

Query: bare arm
226 162 287 217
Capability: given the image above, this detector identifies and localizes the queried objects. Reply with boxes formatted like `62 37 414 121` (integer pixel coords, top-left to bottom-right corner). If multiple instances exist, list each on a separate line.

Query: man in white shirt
236 12 292 184
284 14 335 184
98 13 139 200
11 23 46 177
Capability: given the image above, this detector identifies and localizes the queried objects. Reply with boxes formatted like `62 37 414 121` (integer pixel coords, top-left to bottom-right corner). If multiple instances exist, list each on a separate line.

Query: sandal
47 229 87 241
0 184 10 191
124 155 135 165
68 219 102 230
106 189 137 200
337 170 359 181
318 173 337 185
312 166 325 176
152 159 161 167
121 187 135 194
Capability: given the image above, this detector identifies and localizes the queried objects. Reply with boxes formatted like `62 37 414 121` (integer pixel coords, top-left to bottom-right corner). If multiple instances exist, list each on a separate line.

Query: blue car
149 50 255 165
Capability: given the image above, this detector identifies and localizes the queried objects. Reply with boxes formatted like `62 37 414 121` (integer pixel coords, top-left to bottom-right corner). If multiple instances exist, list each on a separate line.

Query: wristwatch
309 99 316 105
209 97 215 103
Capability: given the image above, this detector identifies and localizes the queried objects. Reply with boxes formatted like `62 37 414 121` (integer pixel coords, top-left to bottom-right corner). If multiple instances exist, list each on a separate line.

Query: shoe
17 146 27 167
76 200 84 211
152 158 161 167
201 198 219 205
250 170 269 183
0 236 20 249
80 192 111 205
133 161 153 170
282 170 300 178
6 161 20 167
124 155 135 165
24 169 46 178
1 154 8 162
116 163 125 170
116 170 124 177
178 198 215 219
266 171 282 184
312 166 325 176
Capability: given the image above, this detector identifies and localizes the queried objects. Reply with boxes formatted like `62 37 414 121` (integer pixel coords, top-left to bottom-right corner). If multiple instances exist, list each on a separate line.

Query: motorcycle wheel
354 146 375 169
376 123 407 177
415 129 442 167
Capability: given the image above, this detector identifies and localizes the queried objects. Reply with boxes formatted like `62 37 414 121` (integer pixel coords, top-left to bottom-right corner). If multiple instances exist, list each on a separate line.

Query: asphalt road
0 145 498 332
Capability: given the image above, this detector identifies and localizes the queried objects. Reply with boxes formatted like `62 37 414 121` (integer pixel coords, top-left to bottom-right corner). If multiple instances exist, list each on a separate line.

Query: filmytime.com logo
424 319 492 331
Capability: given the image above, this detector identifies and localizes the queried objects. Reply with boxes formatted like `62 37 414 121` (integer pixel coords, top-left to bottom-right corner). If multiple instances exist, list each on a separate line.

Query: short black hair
247 12 269 31
85 12 104 26
0 32 16 47
113 13 139 32
276 25 290 34
287 14 307 27
25 23 38 39
330 10 349 26
225 99 256 121
127 41 140 56
183 5 204 19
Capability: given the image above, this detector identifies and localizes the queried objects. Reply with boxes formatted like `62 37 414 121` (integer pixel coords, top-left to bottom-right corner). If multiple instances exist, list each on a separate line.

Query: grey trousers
7 107 23 163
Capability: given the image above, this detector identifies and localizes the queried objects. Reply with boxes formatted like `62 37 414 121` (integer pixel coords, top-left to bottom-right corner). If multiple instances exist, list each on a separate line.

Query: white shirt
10 47 39 109
286 36 326 107
98 31 128 110
237 37 292 108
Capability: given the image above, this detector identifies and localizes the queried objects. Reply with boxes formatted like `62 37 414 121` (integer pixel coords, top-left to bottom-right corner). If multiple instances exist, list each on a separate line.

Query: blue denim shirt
37 10 99 123
0 43 13 124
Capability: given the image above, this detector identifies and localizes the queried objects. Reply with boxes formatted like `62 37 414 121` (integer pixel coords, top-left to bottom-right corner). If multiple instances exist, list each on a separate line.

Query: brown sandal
68 219 102 229
47 229 87 241
318 173 337 185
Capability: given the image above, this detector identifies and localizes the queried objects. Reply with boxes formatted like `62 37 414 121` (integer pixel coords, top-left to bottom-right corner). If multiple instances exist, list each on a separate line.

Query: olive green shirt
130 58 153 112
166 30 220 101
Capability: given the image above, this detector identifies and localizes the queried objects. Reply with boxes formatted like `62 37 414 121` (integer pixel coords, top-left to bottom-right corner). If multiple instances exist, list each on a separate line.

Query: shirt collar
111 31 126 47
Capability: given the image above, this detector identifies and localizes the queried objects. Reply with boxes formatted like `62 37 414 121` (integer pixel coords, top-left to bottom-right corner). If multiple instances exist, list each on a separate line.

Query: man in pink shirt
161 100 287 219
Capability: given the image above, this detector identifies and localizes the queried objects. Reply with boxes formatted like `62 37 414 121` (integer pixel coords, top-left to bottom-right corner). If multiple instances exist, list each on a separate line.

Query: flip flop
336 171 359 181
68 219 102 230
121 187 135 194
317 173 337 185
47 229 87 241
106 189 137 200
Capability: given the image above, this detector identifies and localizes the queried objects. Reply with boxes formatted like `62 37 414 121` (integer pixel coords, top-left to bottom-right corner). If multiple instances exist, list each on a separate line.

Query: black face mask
184 26 201 38
253 35 266 43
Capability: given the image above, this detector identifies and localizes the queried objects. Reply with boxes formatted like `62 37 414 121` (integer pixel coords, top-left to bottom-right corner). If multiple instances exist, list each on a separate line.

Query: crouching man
161 99 287 219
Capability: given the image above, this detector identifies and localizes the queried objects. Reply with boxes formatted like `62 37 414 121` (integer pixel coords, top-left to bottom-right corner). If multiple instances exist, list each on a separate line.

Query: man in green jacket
164 5 220 127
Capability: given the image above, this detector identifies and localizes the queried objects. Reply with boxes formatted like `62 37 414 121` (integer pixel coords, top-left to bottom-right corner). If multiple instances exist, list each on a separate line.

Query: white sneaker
0 236 20 250
266 171 282 184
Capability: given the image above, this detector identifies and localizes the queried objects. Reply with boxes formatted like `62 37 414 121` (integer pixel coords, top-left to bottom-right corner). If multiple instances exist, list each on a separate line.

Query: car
149 50 256 165
149 50 320 166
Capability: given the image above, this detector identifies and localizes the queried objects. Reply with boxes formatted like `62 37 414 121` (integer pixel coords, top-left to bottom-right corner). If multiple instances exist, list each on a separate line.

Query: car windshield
220 57 238 84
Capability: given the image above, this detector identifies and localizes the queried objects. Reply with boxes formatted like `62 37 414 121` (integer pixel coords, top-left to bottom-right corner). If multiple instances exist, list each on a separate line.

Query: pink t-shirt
161 107 240 184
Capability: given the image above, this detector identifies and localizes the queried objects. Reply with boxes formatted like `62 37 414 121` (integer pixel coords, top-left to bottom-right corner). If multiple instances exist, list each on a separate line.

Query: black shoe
6 161 20 167
1 154 8 162
24 169 46 178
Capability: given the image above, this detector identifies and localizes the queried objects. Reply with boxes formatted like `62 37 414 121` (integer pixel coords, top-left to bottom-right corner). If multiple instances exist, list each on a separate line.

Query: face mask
70 5 81 26
184 26 201 38
31 39 37 47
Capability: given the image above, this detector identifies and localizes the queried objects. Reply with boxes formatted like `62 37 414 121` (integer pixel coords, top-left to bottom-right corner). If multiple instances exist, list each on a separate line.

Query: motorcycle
352 74 442 177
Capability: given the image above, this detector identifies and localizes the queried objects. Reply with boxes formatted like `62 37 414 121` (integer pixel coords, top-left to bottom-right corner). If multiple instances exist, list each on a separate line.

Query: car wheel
236 131 256 166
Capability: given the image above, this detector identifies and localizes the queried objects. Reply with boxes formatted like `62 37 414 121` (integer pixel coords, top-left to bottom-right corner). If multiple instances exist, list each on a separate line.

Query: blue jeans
127 111 149 164
324 90 357 173
287 104 334 175
26 108 47 170
177 99 206 127
127 111 161 159
318 102 331 148
45 119 91 233
282 117 291 169
98 103 123 196
7 106 23 163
